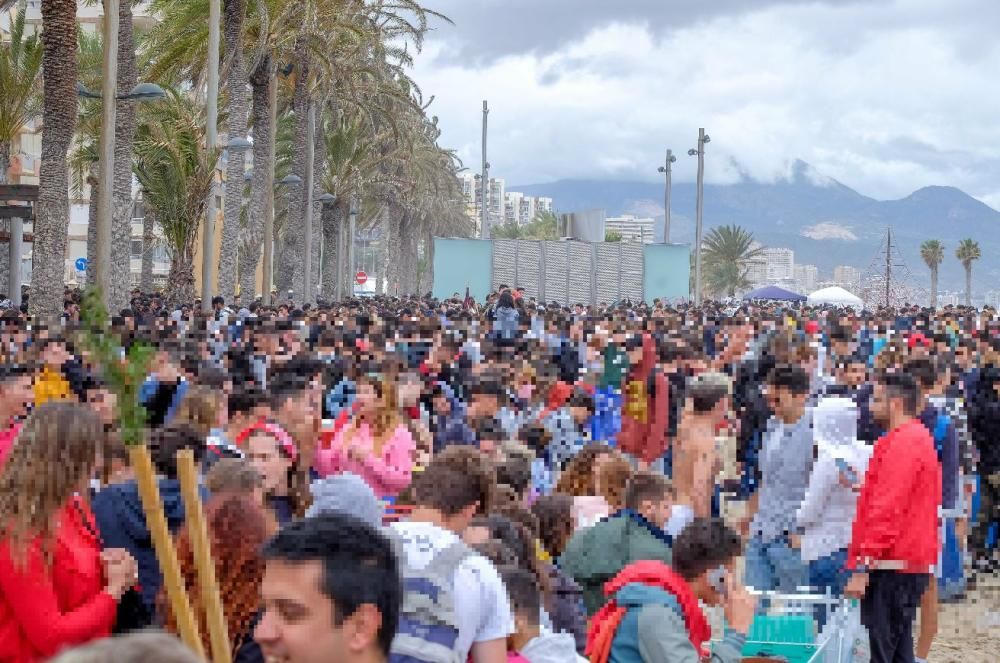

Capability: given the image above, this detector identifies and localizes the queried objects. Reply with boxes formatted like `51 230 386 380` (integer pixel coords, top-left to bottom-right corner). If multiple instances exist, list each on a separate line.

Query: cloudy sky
410 0 1000 207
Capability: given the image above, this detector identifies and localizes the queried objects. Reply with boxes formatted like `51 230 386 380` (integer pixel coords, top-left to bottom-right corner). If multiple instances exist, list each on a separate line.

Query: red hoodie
848 419 941 573
617 334 668 463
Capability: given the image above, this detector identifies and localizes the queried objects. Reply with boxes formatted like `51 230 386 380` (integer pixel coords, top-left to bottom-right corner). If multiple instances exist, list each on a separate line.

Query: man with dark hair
387 447 512 663
501 566 587 662
845 369 941 663
561 471 674 614
588 518 754 663
744 364 815 594
0 362 33 467
255 512 401 663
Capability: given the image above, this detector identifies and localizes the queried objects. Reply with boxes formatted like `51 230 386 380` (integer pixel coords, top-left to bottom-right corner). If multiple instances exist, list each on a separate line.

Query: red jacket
0 496 117 662
848 419 942 573
617 334 669 464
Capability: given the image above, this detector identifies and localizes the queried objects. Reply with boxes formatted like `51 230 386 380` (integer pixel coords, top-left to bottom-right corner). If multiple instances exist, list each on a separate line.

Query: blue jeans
808 548 850 629
745 536 809 597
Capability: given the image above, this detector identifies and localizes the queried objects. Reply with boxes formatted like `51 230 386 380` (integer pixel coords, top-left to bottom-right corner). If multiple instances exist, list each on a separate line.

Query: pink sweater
313 422 415 498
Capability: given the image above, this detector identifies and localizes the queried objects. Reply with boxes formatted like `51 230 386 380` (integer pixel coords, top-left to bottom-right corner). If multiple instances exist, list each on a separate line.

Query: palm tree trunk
85 167 99 286
320 199 340 299
310 119 324 297
218 0 249 302
165 244 196 308
287 35 310 300
238 52 274 301
930 266 938 309
140 200 156 292
966 265 972 307
0 140 9 297
31 0 78 321
383 206 401 296
425 226 435 294
109 1 139 312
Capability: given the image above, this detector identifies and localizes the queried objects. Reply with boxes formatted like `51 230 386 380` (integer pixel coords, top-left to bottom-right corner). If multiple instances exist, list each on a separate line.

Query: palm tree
701 224 763 298
955 238 981 307
0 3 42 296
133 90 217 306
31 0 79 320
920 239 944 309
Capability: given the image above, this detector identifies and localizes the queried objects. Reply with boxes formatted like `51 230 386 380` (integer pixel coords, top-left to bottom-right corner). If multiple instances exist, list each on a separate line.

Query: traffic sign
75 257 88 272
355 270 368 285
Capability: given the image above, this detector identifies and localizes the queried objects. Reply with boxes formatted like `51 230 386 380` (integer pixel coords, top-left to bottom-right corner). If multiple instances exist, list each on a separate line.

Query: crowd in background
0 283 998 663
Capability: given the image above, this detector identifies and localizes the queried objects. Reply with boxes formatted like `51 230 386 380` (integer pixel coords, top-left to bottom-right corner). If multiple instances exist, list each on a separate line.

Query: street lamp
688 129 710 305
657 149 677 244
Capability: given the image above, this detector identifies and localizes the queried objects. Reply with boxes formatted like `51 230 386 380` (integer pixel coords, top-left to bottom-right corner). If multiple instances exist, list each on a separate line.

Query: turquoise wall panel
432 238 494 302
643 243 691 302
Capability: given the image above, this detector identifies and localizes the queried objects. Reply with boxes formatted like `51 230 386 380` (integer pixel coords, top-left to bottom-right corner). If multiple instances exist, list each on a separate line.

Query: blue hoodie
92 479 208 614
432 382 476 452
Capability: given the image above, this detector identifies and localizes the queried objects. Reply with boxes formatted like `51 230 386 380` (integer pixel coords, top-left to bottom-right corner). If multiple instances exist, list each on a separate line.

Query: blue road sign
75 257 88 271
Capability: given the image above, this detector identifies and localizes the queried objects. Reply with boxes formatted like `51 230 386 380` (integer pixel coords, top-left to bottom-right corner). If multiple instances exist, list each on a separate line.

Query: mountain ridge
510 166 999 292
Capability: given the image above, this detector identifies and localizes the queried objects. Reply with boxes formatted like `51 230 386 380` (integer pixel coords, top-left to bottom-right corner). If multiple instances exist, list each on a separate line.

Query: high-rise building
833 265 861 290
793 264 818 293
504 192 524 225
761 247 795 282
605 215 655 244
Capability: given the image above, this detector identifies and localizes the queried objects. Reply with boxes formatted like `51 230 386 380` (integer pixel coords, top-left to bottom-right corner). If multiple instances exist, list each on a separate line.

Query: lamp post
657 149 676 243
201 0 221 312
688 128 710 305
348 200 357 297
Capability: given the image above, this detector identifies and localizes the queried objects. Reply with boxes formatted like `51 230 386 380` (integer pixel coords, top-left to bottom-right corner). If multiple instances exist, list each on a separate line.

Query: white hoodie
796 396 872 562
520 631 587 663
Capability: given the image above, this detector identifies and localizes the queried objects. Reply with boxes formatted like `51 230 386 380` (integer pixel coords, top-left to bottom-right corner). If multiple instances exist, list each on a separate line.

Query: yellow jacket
34 366 71 406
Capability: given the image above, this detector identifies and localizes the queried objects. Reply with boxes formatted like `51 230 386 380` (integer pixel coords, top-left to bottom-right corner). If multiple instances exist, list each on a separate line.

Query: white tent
807 286 863 308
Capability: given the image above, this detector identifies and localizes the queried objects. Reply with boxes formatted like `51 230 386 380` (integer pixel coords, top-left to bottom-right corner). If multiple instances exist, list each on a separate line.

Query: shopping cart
709 589 867 663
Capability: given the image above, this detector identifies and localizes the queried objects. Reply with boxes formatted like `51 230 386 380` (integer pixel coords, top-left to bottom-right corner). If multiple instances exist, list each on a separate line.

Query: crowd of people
0 283 998 663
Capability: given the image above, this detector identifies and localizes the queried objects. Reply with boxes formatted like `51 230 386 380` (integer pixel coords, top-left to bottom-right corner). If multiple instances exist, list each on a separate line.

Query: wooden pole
129 445 205 658
177 449 232 663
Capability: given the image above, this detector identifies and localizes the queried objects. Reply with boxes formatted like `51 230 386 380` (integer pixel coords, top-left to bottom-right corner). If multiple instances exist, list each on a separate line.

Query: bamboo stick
177 449 232 663
129 445 205 659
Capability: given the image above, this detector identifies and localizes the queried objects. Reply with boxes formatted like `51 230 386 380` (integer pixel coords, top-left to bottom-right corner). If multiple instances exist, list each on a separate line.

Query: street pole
690 128 709 305
347 200 356 297
201 0 220 312
9 216 22 307
480 100 488 239
96 0 120 307
303 102 315 304
658 149 676 243
262 67 277 305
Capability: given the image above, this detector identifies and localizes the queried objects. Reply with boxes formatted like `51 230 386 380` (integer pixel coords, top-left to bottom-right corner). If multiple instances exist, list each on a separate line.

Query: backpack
387 530 475 663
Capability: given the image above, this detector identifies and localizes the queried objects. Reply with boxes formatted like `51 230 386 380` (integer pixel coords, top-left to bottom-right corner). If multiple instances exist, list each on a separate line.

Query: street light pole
348 200 357 296
302 102 315 305
689 128 710 305
262 67 278 305
96 0 120 307
657 149 676 243
480 100 488 239
201 0 220 312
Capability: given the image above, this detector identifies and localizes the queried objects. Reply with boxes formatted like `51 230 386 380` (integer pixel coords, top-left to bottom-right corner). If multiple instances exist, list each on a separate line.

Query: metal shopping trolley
709 589 868 663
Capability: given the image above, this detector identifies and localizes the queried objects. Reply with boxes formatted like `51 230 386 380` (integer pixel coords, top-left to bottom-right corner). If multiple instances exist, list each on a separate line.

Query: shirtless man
668 373 731 536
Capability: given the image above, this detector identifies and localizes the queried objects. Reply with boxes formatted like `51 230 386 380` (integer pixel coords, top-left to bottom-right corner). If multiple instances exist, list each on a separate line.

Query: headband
235 418 298 464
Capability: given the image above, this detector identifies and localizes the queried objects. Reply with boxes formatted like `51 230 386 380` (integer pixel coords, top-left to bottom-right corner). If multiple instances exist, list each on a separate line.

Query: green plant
79 287 154 445
604 230 623 242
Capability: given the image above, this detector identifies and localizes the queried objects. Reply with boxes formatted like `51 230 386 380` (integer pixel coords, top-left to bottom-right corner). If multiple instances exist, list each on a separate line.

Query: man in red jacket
846 370 941 663
618 333 668 468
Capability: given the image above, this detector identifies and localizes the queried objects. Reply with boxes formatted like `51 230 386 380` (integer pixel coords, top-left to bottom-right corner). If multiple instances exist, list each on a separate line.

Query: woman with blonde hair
314 373 415 498
172 384 224 440
0 401 137 662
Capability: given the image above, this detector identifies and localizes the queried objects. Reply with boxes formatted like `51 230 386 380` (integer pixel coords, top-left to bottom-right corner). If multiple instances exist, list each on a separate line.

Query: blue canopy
742 285 807 302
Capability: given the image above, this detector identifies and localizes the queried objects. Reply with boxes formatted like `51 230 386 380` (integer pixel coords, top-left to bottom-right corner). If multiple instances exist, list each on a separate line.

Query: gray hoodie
520 631 587 663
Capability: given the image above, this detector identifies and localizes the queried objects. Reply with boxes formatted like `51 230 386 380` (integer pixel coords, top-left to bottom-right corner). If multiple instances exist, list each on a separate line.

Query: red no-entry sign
355 270 368 285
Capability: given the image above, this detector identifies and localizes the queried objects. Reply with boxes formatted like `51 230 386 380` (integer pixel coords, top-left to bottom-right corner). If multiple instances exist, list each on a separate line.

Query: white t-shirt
390 520 514 660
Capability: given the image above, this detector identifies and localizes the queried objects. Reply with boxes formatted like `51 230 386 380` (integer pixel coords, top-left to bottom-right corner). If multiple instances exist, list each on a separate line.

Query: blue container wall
432 238 494 302
643 243 691 302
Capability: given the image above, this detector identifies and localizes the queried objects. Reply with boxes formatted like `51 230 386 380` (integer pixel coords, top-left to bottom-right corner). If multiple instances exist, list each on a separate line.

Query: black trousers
860 571 930 663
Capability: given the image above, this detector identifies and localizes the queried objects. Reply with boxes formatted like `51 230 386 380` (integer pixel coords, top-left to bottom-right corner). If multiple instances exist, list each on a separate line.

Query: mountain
511 161 1000 293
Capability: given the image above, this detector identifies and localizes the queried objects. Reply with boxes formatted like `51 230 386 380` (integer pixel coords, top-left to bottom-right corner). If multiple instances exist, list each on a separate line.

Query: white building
793 264 818 293
833 265 861 290
605 215 655 244
761 247 795 282
503 192 524 225
459 173 506 231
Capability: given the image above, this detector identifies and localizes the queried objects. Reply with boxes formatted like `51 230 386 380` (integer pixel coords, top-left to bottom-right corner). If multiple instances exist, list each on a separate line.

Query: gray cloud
410 0 1000 207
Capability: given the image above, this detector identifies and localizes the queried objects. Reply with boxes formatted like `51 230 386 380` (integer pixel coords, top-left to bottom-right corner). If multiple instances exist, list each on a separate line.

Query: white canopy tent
807 286 863 308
